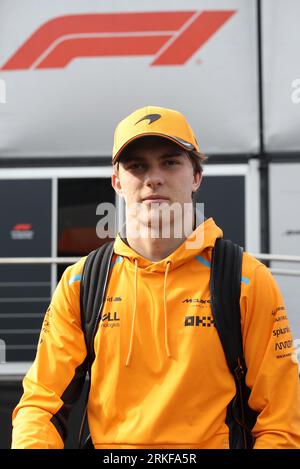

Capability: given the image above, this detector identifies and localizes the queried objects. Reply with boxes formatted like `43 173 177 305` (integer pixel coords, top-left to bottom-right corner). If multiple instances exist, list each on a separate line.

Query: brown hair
188 150 208 176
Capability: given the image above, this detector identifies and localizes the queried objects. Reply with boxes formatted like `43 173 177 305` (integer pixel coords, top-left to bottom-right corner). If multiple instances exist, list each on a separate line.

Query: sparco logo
185 316 216 327
1 11 236 70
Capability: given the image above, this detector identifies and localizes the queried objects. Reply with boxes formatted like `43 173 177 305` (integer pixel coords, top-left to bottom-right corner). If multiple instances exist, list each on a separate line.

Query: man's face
111 138 202 233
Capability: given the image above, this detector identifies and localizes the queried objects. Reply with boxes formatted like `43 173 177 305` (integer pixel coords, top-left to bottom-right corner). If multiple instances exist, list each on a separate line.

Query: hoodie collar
114 217 223 273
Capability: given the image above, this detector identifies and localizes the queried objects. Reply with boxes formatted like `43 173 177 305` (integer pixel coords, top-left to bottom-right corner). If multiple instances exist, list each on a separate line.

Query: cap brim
113 132 195 163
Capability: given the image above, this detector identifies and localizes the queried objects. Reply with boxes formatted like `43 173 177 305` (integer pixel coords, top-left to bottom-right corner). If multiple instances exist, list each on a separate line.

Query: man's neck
126 234 187 262
122 212 196 262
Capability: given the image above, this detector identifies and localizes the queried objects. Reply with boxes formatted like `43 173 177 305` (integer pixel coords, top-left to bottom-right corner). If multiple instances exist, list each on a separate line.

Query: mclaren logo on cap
135 114 161 125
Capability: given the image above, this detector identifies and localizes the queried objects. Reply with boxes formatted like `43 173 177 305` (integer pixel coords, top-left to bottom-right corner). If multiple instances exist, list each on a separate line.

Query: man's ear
111 172 123 198
192 171 203 193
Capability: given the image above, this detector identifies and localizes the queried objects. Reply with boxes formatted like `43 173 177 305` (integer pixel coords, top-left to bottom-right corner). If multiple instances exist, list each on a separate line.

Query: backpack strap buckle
233 363 245 381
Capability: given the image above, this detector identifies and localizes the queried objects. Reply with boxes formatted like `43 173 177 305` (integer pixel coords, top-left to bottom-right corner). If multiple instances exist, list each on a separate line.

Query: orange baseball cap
112 105 200 163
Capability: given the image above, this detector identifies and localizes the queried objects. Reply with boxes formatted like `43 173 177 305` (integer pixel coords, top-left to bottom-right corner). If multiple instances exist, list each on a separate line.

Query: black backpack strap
210 238 258 449
78 240 115 448
80 241 115 363
210 238 244 373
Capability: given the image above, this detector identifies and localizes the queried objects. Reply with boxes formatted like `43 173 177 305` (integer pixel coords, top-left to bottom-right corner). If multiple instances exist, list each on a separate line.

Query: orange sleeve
12 261 87 449
241 264 300 448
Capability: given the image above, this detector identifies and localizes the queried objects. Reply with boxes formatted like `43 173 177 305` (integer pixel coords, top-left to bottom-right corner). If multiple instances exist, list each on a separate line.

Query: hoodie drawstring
125 258 139 367
163 261 172 358
125 258 172 367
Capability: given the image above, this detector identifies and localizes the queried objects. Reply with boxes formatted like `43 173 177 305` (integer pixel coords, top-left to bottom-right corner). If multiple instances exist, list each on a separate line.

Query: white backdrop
263 0 300 152
270 163 300 339
0 0 259 157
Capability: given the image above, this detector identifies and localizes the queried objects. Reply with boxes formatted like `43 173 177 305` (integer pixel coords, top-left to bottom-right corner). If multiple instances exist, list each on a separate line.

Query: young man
12 106 300 449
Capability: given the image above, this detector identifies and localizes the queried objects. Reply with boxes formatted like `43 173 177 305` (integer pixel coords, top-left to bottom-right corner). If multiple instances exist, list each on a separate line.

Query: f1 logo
1 10 236 70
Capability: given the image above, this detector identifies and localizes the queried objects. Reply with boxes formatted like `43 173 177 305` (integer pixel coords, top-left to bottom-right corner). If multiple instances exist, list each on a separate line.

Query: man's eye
129 163 144 170
165 160 180 166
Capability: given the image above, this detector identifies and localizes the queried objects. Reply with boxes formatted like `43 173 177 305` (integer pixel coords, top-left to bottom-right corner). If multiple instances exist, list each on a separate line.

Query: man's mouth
143 197 169 205
142 196 170 204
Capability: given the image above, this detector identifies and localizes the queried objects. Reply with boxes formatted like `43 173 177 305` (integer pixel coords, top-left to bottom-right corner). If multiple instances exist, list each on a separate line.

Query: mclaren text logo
100 312 120 328
185 315 216 327
1 11 236 70
182 298 211 304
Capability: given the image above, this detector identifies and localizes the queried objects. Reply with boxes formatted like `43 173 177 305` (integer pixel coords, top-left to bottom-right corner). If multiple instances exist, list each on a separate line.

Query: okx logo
100 311 120 328
1 10 236 70
185 315 216 328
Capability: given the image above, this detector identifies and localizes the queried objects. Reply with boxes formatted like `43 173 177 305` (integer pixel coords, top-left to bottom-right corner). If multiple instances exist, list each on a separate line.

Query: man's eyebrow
122 150 185 162
160 150 185 158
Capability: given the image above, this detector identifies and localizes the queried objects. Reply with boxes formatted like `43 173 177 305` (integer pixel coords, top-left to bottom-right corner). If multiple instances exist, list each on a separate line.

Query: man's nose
144 166 165 187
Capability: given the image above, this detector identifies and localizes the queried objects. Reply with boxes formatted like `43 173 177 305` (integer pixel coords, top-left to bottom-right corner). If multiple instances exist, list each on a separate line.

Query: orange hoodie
12 218 300 449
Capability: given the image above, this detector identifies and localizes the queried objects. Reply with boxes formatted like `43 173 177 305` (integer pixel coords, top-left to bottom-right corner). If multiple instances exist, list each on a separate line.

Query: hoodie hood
114 217 223 273
113 218 223 366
